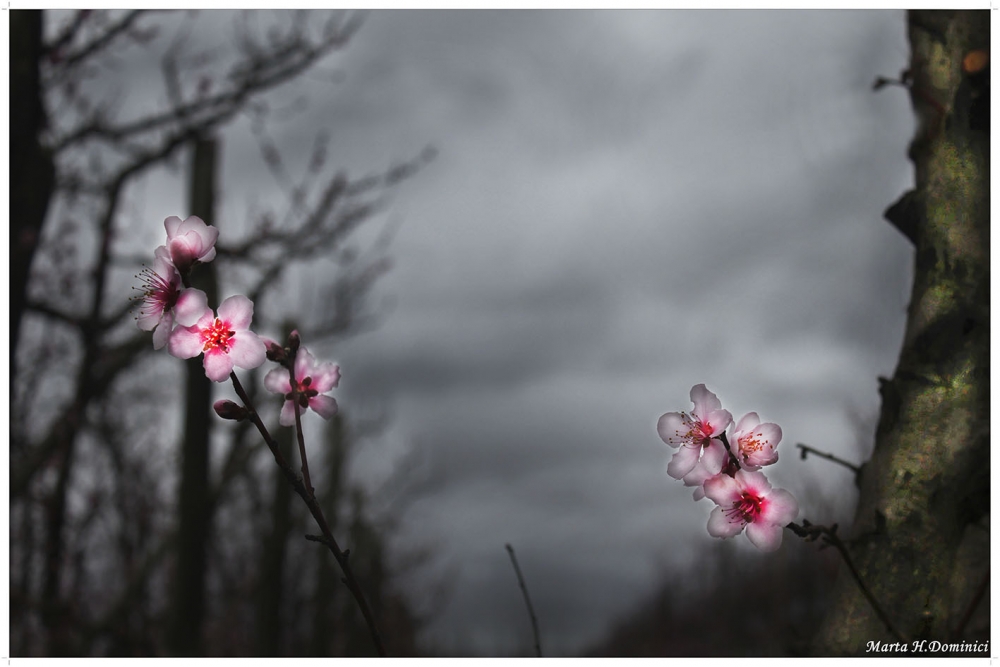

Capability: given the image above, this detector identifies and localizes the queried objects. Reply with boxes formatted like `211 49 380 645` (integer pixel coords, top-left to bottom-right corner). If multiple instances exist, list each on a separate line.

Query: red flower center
286 375 319 407
202 318 235 353
725 492 764 524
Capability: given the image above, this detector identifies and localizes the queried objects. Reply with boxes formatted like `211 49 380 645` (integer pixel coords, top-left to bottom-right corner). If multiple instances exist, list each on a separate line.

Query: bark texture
814 10 989 654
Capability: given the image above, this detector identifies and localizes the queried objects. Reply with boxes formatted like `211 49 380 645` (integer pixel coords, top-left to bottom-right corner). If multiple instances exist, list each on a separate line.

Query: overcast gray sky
104 9 915 655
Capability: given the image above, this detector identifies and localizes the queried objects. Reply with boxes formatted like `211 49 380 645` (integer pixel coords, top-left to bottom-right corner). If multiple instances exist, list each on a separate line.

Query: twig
505 543 543 657
796 443 861 475
718 431 741 470
52 10 149 71
291 381 315 497
230 371 386 656
787 520 905 642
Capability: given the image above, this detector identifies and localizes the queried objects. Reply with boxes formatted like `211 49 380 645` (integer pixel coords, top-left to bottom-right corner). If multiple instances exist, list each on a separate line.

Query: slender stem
505 543 542 657
229 371 386 656
795 443 861 475
787 521 905 643
718 431 741 470
290 374 314 497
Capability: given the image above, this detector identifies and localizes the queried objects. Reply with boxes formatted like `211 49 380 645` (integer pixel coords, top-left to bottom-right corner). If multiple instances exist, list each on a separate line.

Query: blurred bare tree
10 9 433 656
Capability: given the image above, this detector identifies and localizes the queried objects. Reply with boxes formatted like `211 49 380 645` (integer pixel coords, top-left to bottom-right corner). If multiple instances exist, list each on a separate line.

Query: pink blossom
704 469 798 552
168 295 266 382
681 439 728 501
729 412 782 471
657 384 733 480
264 346 340 426
164 215 219 275
133 246 208 349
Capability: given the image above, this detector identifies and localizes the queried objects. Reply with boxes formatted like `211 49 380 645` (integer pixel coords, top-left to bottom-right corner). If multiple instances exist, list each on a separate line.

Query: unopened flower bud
262 338 286 363
287 329 301 355
214 399 248 422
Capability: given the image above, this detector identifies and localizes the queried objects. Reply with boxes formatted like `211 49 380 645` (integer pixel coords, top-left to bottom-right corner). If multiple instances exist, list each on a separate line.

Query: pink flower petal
164 216 219 270
733 412 761 434
164 216 184 238
736 469 774 498
293 348 316 381
168 237 199 267
279 400 297 427
226 331 266 370
703 473 740 506
151 312 174 350
217 295 254 331
666 444 701 480
690 383 723 416
310 362 341 391
700 439 727 471
136 310 161 331
192 309 216 330
760 488 799 526
264 367 292 394
758 422 782 443
174 289 209 327
175 216 199 234
657 412 687 448
707 507 745 538
703 408 733 437
745 521 783 552
308 394 338 420
169 325 206 359
203 349 235 382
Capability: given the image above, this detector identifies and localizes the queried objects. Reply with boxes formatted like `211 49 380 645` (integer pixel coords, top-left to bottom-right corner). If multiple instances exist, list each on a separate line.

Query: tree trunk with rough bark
814 9 989 655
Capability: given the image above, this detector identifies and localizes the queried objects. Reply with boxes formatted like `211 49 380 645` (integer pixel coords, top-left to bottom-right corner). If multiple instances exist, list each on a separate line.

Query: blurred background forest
9 9 964 657
10 9 434 656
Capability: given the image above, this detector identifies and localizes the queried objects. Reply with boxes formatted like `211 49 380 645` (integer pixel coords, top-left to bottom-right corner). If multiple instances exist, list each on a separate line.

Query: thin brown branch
25 299 85 329
52 13 359 152
49 10 149 71
795 443 862 474
229 371 386 656
788 520 905 643
43 10 93 58
505 543 543 657
292 381 315 497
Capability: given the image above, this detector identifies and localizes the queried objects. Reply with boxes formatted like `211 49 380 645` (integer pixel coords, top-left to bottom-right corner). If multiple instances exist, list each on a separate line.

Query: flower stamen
202 318 236 353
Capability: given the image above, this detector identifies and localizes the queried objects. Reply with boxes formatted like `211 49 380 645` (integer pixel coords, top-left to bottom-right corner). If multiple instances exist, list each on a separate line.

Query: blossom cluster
658 384 798 552
133 215 339 424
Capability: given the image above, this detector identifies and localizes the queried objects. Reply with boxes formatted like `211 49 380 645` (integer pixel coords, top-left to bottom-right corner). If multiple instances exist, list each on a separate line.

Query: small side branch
787 520 905 643
796 443 861 475
230 372 386 656
505 543 543 657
